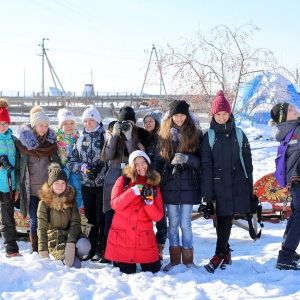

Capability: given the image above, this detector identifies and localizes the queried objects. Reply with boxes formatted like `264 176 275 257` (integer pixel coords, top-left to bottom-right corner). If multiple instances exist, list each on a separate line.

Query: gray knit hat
48 163 68 187
143 110 162 124
30 106 50 128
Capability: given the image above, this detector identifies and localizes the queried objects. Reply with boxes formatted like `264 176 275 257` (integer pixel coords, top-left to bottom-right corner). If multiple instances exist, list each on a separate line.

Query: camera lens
121 121 130 132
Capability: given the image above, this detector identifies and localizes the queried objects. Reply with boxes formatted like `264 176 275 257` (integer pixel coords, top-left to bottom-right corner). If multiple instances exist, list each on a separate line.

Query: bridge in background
3 93 210 126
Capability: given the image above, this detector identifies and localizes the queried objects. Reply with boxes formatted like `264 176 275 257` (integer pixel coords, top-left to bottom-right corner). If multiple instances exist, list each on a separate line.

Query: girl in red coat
105 150 163 274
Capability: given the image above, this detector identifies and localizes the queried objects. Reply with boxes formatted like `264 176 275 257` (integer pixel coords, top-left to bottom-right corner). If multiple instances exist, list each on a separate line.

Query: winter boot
99 237 111 263
293 251 300 261
158 244 165 261
29 234 38 253
276 261 300 270
221 248 232 268
82 242 96 261
163 246 182 272
204 253 225 273
6 253 22 258
182 248 197 268
91 242 102 262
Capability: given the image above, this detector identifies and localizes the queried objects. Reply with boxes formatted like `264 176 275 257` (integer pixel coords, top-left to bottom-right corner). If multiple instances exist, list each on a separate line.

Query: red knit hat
0 99 10 123
211 90 231 116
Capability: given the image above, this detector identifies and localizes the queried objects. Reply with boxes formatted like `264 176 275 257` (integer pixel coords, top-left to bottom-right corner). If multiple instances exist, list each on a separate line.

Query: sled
253 172 291 221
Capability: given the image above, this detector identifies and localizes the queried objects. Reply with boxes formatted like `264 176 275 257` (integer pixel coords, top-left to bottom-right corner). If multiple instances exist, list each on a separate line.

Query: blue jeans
166 204 193 249
29 195 40 235
278 183 300 264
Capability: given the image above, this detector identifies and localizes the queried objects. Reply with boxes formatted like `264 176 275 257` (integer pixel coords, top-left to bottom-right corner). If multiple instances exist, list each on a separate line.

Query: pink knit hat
211 90 231 116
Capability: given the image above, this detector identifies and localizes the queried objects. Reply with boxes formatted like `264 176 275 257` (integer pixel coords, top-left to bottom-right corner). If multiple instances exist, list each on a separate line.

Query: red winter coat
105 169 163 264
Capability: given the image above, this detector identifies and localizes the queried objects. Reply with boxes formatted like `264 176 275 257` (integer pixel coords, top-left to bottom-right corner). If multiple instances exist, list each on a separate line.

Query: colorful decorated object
253 172 291 219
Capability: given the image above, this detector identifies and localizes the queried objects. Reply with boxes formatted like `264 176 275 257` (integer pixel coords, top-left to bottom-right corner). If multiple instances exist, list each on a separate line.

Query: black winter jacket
154 130 202 205
201 117 253 216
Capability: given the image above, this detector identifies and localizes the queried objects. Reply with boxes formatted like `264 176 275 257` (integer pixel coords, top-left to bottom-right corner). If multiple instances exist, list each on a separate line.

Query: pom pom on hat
128 150 151 168
168 100 190 118
82 106 101 124
211 90 231 116
47 163 68 187
30 106 50 128
270 102 289 123
57 108 77 128
0 98 10 123
119 106 136 122
143 110 162 124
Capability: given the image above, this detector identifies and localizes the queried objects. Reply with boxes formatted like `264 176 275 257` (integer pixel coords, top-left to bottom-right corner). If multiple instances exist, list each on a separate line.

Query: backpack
208 127 247 178
208 127 263 240
274 127 296 188
123 176 157 198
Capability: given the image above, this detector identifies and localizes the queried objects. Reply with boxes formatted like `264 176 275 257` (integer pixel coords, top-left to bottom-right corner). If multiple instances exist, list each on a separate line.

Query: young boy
56 108 83 210
270 102 300 270
66 106 107 261
0 99 21 257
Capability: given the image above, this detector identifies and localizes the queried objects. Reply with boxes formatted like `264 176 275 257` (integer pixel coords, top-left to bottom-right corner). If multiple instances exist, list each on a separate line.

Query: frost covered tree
163 23 280 111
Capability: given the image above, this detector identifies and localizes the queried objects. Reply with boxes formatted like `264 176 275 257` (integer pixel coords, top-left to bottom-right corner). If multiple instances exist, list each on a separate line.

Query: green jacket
37 183 81 260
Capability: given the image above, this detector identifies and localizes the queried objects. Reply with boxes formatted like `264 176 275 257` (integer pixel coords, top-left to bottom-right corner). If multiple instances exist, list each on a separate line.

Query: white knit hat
30 106 50 128
57 108 77 128
81 106 101 124
128 150 151 168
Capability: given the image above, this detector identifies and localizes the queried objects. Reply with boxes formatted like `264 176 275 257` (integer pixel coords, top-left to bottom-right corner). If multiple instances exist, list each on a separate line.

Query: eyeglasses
0 123 8 127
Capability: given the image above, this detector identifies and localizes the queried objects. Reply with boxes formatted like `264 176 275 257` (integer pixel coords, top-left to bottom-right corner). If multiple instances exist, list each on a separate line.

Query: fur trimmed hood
122 165 161 186
39 182 76 211
18 123 56 150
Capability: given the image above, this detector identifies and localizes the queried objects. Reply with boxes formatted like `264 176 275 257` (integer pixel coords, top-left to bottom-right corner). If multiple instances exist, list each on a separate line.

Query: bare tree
163 23 280 111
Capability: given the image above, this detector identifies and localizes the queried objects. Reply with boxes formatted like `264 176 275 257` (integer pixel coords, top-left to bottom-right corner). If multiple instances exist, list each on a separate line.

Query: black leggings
116 260 161 274
215 215 233 255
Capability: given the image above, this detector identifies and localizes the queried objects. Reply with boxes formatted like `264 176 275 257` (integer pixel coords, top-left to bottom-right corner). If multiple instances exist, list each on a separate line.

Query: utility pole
140 44 167 97
38 37 49 96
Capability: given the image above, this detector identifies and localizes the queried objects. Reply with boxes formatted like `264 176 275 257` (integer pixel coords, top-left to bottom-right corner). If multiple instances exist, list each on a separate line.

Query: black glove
198 201 214 219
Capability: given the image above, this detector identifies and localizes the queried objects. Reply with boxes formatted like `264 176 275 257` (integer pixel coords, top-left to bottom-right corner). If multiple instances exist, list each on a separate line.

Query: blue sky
1 0 299 95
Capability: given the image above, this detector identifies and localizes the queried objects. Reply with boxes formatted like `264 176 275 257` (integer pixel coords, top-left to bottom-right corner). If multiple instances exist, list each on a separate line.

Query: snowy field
0 117 297 300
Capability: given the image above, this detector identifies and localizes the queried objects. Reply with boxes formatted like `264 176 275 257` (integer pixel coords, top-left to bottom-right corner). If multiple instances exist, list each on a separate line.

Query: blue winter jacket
0 128 17 192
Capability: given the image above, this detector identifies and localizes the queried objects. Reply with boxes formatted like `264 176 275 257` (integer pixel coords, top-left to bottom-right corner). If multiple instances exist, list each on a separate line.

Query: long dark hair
158 114 199 161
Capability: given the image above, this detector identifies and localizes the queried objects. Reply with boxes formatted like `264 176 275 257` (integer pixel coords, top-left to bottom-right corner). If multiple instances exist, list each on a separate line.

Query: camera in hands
86 164 100 180
198 202 213 219
0 155 14 172
119 121 131 132
172 164 184 178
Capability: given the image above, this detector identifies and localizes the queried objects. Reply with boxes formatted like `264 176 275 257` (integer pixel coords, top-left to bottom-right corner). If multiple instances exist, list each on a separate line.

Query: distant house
82 84 95 97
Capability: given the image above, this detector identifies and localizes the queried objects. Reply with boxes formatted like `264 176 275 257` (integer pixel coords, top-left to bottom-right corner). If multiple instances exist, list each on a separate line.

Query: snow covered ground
1 118 297 300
